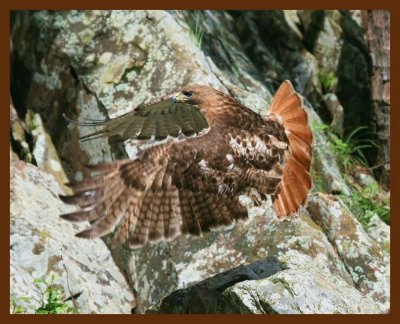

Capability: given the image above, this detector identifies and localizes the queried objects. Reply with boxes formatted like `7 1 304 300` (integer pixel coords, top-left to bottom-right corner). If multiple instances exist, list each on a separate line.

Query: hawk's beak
171 92 185 104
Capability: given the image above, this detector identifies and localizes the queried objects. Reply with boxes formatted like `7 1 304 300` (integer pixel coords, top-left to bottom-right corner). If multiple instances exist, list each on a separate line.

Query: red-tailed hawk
61 81 312 248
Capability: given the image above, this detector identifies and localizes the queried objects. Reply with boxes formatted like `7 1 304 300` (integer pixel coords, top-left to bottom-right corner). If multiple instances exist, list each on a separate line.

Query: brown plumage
60 80 313 248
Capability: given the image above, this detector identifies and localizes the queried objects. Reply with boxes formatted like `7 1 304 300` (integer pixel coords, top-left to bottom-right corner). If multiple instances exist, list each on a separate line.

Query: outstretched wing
74 99 209 142
60 130 248 248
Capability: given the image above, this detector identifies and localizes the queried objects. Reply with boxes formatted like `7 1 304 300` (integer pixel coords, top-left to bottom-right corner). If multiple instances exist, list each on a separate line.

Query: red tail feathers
268 80 313 219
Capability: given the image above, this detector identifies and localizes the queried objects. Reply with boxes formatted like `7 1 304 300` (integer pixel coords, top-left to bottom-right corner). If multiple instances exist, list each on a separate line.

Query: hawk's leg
242 187 266 207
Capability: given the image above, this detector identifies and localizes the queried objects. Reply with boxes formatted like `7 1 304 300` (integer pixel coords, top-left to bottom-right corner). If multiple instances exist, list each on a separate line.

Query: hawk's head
171 84 238 125
172 84 221 106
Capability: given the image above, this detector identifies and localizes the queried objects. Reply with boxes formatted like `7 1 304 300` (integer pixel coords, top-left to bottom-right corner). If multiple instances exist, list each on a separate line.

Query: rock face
307 194 390 312
10 10 390 314
10 161 135 314
322 92 344 137
362 10 390 188
147 251 381 314
126 204 353 311
11 10 271 180
309 108 350 195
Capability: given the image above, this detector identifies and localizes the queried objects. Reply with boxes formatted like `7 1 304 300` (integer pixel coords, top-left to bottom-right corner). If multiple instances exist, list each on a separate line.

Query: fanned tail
268 80 313 219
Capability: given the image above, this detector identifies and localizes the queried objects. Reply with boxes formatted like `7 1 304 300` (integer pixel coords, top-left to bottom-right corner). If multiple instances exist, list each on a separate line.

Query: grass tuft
187 11 204 48
342 184 390 229
318 71 338 93
313 122 377 173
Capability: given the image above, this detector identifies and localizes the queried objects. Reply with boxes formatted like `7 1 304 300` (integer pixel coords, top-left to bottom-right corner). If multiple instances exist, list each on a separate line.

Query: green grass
318 71 338 93
342 184 390 229
312 122 389 227
11 274 79 314
187 11 204 48
313 122 377 173
312 121 330 133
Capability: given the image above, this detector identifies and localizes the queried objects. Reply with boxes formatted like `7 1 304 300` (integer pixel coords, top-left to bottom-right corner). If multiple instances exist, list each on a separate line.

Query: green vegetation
318 71 338 93
11 274 79 314
312 121 330 133
10 297 32 314
310 168 325 194
312 122 390 228
187 12 204 48
330 128 376 173
315 123 376 173
342 184 390 229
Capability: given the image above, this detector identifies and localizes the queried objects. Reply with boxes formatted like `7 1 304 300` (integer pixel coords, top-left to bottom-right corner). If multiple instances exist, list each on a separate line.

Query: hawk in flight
61 81 313 248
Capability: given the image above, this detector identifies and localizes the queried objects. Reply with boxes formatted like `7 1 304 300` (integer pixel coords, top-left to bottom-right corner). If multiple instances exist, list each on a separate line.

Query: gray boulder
125 203 353 311
307 193 390 312
147 251 381 314
10 161 135 314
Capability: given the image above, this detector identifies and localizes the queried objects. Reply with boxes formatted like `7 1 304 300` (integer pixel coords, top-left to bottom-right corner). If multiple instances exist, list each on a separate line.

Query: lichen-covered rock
147 251 381 314
123 202 353 311
306 193 389 312
146 256 286 314
366 214 390 254
10 9 354 195
10 259 40 313
322 92 344 137
11 10 271 181
24 110 70 190
304 10 343 79
10 101 32 163
10 161 134 314
273 10 374 150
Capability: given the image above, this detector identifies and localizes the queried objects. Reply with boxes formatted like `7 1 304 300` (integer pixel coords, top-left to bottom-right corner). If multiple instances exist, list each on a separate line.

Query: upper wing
76 99 209 142
60 131 247 249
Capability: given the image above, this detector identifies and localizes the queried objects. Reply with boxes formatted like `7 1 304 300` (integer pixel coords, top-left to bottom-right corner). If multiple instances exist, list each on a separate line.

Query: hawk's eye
182 91 193 97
